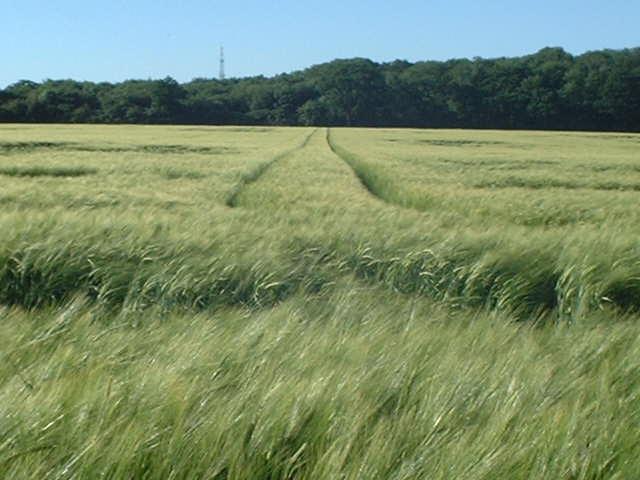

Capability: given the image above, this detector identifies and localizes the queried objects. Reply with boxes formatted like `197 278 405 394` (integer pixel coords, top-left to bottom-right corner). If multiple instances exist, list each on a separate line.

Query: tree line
1 47 639 131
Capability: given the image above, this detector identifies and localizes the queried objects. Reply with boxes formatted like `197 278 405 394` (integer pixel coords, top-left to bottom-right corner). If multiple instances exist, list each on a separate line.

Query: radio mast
219 46 225 80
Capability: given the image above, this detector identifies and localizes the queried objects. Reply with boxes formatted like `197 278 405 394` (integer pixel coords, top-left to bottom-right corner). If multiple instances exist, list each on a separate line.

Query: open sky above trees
2 0 640 87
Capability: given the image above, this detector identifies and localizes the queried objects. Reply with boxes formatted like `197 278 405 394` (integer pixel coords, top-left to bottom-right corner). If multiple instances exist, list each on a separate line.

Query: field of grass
1 124 639 478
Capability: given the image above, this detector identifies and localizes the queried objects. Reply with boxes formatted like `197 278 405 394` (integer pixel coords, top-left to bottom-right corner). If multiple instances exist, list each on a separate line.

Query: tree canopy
1 47 639 131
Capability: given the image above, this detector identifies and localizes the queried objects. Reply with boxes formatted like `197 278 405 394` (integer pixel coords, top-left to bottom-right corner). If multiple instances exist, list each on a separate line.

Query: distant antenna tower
219 46 225 80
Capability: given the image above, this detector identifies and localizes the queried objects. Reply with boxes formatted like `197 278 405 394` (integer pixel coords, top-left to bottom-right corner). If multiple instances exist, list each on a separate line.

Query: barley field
1 124 640 479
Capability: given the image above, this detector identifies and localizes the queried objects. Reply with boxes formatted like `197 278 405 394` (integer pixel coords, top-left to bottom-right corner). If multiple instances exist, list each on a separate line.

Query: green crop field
1 124 640 479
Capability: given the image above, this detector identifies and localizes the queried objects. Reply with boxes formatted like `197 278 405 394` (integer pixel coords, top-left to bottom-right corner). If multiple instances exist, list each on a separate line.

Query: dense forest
1 47 639 131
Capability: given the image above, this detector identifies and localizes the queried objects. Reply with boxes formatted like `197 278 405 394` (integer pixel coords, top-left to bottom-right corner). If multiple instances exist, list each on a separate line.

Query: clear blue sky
2 0 639 87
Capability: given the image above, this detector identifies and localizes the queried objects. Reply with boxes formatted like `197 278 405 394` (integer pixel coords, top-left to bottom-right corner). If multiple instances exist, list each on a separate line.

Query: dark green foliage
1 47 639 130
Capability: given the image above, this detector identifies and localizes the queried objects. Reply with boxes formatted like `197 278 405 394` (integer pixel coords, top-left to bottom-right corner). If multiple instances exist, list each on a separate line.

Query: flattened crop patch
156 167 207 180
559 133 640 142
473 176 640 192
384 138 512 147
0 166 97 177
0 141 75 154
417 139 507 147
434 157 557 168
129 144 233 154
0 141 234 155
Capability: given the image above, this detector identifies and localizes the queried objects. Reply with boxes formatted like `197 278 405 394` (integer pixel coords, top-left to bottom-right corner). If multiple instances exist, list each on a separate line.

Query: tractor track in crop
225 128 317 207
326 128 400 207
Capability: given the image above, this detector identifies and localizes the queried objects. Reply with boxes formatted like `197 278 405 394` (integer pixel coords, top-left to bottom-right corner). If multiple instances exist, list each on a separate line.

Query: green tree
306 58 389 126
